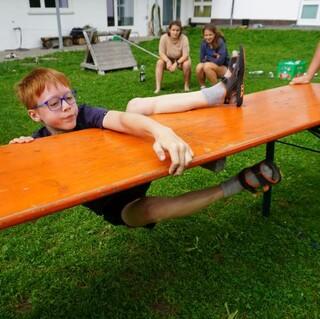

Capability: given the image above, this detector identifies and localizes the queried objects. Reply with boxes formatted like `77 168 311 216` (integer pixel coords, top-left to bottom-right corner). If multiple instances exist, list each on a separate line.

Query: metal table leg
262 141 275 217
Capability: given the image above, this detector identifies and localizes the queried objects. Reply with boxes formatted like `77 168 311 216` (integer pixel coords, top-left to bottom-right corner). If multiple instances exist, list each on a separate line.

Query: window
29 0 69 9
117 0 134 26
163 0 181 26
107 0 115 26
301 4 318 19
107 0 134 27
29 0 41 7
193 0 211 18
176 0 181 20
298 0 320 25
163 0 173 25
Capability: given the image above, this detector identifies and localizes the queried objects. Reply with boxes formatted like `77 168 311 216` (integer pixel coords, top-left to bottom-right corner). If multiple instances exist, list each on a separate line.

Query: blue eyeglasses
33 90 77 111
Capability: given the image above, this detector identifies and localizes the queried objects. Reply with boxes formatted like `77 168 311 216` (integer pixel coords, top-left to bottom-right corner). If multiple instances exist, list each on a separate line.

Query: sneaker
222 45 245 107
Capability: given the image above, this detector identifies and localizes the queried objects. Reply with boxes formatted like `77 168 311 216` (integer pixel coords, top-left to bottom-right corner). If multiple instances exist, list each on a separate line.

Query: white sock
201 82 226 106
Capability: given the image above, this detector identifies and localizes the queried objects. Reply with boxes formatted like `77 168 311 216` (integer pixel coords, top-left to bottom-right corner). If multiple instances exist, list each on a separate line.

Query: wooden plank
98 62 137 71
93 42 137 71
81 31 137 73
82 30 100 69
1 84 320 229
80 63 99 71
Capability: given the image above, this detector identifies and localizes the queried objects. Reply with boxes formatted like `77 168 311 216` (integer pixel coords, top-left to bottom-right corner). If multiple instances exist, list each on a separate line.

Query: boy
10 67 281 229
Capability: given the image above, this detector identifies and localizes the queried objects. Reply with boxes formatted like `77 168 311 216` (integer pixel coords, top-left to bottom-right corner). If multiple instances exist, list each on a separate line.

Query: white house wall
0 0 107 51
0 1 21 51
210 0 234 19
231 0 301 20
0 0 150 51
0 0 315 51
134 0 149 36
211 0 301 20
180 0 194 25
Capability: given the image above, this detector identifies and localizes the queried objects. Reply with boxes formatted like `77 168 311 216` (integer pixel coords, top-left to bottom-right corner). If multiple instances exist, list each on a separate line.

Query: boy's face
28 83 79 135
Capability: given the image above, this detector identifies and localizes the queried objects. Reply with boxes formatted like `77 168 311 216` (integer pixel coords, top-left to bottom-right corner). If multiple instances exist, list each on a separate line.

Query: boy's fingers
9 137 22 144
184 148 193 167
153 141 166 161
169 141 192 175
173 144 186 176
153 134 194 175
153 141 182 175
167 144 180 175
9 136 34 144
23 137 34 142
185 143 194 158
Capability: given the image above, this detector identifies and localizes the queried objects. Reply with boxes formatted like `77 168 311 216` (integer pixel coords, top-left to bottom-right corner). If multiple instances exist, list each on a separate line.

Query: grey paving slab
0 36 156 63
0 45 86 63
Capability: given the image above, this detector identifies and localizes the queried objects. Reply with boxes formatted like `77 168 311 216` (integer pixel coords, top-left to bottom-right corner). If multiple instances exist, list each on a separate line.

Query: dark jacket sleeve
199 41 206 63
206 38 228 65
212 38 228 65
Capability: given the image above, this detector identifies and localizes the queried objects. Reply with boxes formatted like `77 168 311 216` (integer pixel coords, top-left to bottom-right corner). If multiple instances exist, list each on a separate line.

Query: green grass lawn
0 27 320 319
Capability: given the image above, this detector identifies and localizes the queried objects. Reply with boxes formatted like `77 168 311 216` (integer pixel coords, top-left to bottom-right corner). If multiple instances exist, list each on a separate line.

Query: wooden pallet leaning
80 29 137 75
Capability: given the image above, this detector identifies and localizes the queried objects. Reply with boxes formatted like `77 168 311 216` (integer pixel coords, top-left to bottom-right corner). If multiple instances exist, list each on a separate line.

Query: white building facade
0 0 319 51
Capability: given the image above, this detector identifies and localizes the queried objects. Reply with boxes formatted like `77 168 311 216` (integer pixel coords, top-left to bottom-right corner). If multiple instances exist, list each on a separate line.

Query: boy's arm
103 111 194 176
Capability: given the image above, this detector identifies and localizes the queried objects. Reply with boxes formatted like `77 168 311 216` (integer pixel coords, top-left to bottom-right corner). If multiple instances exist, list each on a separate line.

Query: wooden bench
1 84 320 230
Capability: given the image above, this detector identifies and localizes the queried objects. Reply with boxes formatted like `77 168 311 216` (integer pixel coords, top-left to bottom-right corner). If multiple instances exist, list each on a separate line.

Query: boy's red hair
16 67 70 109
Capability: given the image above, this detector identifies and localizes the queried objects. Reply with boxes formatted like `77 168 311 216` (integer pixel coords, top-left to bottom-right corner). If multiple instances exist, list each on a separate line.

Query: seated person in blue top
9 67 281 229
196 24 230 89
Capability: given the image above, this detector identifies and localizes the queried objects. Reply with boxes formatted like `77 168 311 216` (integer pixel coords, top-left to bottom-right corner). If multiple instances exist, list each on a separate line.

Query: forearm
159 52 170 63
306 43 320 79
103 110 170 139
205 56 218 64
103 111 194 175
214 55 224 65
177 55 188 64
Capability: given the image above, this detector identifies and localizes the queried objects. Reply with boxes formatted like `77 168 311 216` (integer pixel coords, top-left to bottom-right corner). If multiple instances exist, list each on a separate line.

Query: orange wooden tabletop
1 84 320 229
